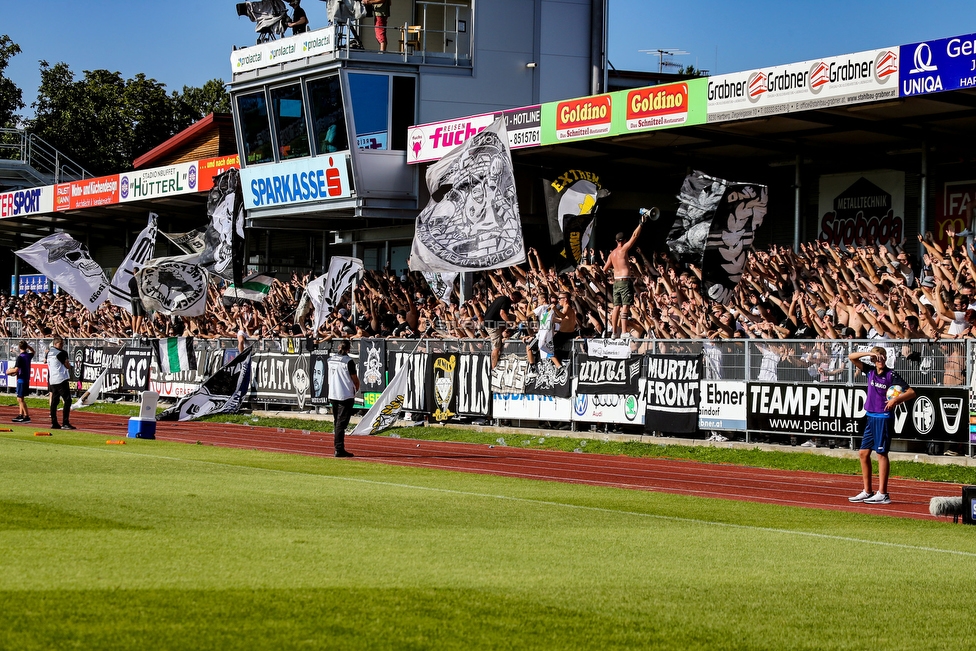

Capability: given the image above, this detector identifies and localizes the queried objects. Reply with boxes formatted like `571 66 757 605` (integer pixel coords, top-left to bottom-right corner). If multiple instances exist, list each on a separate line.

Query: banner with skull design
15 232 110 311
358 339 387 399
409 117 526 272
667 171 767 304
136 259 209 317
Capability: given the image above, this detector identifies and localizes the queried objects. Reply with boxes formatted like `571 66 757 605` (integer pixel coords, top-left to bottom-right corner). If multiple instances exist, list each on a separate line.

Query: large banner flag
108 213 158 310
72 368 108 410
158 347 253 421
199 168 245 285
409 117 525 272
15 232 110 311
306 256 364 334
152 337 197 375
136 259 209 316
544 170 609 271
223 273 274 304
161 228 207 255
667 171 768 304
351 360 411 435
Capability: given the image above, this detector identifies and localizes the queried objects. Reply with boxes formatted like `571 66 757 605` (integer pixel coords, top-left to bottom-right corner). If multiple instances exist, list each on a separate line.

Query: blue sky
3 0 976 116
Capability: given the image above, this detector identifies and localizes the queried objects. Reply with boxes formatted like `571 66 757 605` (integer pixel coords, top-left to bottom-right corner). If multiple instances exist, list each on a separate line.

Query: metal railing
0 128 93 186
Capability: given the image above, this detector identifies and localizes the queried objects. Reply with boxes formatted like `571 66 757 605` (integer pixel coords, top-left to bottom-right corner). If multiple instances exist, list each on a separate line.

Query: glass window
270 84 311 161
347 73 390 151
391 76 416 151
307 75 349 155
237 92 274 165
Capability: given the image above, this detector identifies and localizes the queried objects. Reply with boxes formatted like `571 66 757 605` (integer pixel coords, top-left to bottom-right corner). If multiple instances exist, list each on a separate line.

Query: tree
0 35 24 128
180 79 231 119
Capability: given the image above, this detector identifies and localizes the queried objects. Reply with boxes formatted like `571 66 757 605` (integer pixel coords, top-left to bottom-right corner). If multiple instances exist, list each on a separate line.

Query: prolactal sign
707 47 899 123
900 33 976 97
240 154 352 209
231 29 336 74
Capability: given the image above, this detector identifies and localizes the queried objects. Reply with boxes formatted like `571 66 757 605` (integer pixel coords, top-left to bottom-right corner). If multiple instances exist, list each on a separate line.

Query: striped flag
223 273 275 303
153 337 197 375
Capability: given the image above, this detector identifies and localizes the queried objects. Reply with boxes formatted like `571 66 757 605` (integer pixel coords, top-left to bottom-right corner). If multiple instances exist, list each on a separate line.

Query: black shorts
131 298 147 317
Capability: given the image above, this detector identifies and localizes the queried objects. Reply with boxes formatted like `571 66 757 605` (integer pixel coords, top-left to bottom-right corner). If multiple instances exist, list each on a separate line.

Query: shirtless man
551 291 578 366
602 215 647 338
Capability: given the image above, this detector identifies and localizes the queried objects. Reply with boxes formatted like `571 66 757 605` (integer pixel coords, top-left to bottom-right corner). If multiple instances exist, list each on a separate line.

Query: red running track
14 407 962 522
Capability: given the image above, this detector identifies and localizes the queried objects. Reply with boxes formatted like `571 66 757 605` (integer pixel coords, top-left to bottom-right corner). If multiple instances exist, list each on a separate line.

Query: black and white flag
667 171 727 261
199 168 245 285
644 354 701 434
409 117 525 272
161 228 207 255
137 259 209 317
575 353 642 395
108 213 158 310
544 170 608 272
15 233 110 311
158 347 253 421
351 359 411 436
524 359 572 398
422 272 457 304
306 256 364 334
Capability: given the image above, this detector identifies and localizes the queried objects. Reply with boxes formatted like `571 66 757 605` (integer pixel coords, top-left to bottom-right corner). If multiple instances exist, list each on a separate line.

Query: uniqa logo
910 43 937 74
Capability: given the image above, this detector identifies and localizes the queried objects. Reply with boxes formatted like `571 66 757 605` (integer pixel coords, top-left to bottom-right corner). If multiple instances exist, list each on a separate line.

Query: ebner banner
707 47 899 123
575 353 641 395
644 354 701 434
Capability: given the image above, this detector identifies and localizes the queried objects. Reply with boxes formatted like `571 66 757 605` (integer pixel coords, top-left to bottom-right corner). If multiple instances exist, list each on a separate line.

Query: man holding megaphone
602 208 657 338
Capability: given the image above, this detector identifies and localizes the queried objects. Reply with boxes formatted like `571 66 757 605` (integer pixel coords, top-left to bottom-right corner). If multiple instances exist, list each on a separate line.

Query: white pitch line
4 435 976 559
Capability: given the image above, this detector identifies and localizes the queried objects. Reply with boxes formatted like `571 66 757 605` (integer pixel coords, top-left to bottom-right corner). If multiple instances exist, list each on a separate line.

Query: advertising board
817 170 906 246
407 105 541 164
1 185 55 218
240 153 352 209
900 33 976 97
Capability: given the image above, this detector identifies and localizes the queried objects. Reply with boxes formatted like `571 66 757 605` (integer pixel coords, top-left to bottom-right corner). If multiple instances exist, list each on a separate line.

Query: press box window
271 84 311 160
348 72 390 151
237 91 274 165
307 75 349 155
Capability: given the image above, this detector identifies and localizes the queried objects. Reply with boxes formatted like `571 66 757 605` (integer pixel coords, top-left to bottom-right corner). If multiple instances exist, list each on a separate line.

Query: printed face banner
250 352 311 409
200 168 245 284
491 355 529 393
524 359 572 398
707 47 899 123
108 213 158 309
644 355 702 434
544 170 608 271
817 171 906 246
900 33 976 98
426 353 459 422
667 171 727 262
15 233 110 311
575 353 642 395
456 353 492 417
137 260 209 317
409 118 526 272
358 339 387 405
309 351 330 405
120 347 153 392
698 380 748 431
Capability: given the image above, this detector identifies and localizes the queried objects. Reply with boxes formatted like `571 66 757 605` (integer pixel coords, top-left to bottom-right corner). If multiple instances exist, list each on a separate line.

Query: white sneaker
848 490 873 503
800 440 816 447
864 492 891 505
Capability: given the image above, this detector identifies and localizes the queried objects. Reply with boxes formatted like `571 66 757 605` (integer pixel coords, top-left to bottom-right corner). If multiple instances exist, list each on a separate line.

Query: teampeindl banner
706 47 899 123
900 33 976 98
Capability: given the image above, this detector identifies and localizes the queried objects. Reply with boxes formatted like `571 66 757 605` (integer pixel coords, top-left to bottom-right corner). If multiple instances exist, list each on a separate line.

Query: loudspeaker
962 486 976 525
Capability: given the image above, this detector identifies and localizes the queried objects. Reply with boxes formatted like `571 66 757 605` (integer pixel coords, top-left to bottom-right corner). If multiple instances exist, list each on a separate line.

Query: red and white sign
1 186 55 218
29 363 49 389
54 175 120 212
626 83 690 131
407 105 541 164
555 94 613 141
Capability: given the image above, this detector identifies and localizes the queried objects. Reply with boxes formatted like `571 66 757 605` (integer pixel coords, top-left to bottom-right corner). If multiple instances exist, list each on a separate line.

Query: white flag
306 256 364 334
351 362 410 435
108 213 158 310
422 272 457 304
15 233 110 311
72 368 108 410
409 117 525 272
137 259 209 317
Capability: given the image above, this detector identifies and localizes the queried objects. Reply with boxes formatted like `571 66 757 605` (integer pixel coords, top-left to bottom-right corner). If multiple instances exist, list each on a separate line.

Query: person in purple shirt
6 340 34 423
847 346 916 505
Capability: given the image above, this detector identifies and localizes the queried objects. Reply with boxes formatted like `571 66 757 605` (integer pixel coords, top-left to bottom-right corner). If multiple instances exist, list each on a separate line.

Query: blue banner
12 274 49 296
900 33 976 97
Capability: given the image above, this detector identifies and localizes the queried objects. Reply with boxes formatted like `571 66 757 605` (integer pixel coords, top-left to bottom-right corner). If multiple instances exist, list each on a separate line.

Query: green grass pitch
2 428 975 650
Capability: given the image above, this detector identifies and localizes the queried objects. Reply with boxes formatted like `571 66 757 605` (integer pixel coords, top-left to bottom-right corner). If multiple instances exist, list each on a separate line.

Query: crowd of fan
3 232 976 354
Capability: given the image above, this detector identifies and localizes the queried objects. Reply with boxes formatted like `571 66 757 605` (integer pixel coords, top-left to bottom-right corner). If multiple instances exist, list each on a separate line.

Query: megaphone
639 207 660 222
